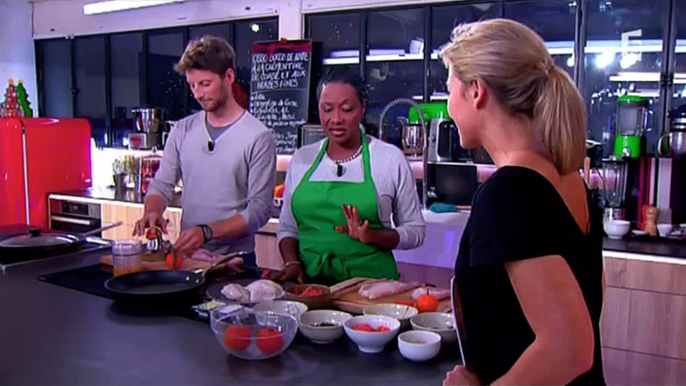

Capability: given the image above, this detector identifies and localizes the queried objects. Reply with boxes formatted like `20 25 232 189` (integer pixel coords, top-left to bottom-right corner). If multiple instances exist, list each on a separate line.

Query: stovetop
0 225 110 272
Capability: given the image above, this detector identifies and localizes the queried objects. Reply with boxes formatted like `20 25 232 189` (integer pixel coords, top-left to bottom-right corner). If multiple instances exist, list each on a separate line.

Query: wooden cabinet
602 256 686 385
100 202 181 242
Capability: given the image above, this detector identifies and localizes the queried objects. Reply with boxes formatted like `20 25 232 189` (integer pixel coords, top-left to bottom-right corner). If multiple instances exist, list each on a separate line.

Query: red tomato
352 323 375 332
256 328 284 355
417 293 439 313
165 250 183 270
376 325 390 332
224 325 251 352
145 227 159 240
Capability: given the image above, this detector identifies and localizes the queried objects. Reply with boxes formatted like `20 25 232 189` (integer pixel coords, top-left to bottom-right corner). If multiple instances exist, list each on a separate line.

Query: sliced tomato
376 326 390 332
352 323 375 332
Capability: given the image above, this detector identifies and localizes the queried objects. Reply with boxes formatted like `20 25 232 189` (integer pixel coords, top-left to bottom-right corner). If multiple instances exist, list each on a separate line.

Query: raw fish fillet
245 280 281 301
221 284 250 302
190 249 242 271
411 287 451 301
358 280 422 300
191 249 219 262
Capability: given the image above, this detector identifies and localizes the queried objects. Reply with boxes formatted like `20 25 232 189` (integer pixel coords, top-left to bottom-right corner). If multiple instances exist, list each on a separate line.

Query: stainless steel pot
658 104 686 158
132 108 162 133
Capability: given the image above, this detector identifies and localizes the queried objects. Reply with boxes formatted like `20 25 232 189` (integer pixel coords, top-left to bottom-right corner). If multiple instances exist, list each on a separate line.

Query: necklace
328 145 362 177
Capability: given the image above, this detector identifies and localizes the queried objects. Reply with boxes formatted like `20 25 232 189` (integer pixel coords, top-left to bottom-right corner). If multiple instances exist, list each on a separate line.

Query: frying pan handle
80 221 124 238
197 251 250 276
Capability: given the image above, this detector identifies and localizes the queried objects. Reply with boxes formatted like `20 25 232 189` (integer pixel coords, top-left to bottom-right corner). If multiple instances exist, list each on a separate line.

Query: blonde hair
440 18 586 175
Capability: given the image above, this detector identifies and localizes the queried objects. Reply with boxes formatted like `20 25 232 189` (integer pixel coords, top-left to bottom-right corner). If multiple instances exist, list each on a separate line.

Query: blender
600 156 629 222
129 108 163 150
614 95 650 158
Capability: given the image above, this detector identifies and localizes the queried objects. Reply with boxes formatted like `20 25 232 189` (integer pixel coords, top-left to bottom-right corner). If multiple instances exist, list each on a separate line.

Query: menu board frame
249 38 314 155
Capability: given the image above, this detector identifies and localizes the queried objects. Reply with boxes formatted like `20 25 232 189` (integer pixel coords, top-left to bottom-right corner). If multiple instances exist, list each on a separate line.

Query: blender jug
614 95 651 158
601 156 628 221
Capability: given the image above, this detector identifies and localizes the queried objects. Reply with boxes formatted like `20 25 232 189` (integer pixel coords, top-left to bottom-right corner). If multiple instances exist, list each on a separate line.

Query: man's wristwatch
197 224 213 243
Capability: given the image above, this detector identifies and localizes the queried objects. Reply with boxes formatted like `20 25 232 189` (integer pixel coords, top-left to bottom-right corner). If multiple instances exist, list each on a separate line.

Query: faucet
378 98 429 209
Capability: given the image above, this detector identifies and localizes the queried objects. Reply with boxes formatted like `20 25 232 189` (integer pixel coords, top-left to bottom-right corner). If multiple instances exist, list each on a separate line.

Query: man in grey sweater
133 36 276 268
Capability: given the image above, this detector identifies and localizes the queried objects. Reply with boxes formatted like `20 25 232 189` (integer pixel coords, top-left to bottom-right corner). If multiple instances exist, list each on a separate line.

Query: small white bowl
604 220 630 239
299 310 352 344
363 303 419 330
398 330 442 362
657 223 674 237
410 312 457 344
343 315 401 353
253 300 308 324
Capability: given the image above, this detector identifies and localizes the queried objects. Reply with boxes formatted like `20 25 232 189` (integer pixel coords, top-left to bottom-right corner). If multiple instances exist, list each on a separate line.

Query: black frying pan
0 222 123 258
104 251 248 305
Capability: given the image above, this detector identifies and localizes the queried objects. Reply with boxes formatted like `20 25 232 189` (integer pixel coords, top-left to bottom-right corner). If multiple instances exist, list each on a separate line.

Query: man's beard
199 94 227 112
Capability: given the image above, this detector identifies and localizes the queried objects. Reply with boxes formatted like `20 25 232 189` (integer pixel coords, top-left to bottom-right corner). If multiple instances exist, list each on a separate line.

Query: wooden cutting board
330 278 452 314
99 252 243 272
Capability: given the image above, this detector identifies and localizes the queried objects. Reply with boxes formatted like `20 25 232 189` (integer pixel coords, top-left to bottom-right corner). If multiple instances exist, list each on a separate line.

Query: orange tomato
416 293 439 313
376 326 390 332
256 328 284 355
165 250 183 270
274 184 285 198
224 325 251 352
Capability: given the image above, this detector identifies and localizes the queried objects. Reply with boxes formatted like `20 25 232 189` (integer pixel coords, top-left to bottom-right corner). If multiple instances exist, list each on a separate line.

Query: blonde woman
441 19 605 385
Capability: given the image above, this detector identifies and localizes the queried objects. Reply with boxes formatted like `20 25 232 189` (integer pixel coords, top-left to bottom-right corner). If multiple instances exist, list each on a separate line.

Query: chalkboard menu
249 39 313 155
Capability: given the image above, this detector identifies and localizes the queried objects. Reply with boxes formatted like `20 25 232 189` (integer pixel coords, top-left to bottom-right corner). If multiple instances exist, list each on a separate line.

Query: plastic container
111 239 143 277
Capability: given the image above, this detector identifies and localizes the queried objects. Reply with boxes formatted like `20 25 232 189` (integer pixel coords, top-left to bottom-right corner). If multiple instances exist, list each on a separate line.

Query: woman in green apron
272 68 426 286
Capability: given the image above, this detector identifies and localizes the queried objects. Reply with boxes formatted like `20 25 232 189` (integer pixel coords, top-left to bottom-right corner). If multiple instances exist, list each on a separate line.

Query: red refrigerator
0 118 92 228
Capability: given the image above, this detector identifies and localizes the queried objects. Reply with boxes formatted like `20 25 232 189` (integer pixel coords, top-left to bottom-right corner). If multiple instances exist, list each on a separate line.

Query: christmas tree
16 79 33 118
0 78 33 118
1 78 19 118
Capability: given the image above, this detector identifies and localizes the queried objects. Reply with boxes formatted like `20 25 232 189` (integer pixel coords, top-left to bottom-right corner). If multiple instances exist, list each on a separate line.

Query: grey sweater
147 111 276 254
277 136 425 250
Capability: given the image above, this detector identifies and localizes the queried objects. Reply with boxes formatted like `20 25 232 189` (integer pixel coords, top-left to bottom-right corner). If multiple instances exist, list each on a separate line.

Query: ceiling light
83 0 184 15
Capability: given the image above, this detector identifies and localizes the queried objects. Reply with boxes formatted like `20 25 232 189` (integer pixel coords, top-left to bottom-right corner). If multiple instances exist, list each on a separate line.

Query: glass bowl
210 305 298 360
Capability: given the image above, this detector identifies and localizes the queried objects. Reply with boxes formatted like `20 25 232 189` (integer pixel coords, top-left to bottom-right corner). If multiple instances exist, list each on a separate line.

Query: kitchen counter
50 188 686 265
51 187 183 208
0 251 460 386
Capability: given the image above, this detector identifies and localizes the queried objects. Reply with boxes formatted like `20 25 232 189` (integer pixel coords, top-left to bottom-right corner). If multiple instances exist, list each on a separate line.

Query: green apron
290 134 399 285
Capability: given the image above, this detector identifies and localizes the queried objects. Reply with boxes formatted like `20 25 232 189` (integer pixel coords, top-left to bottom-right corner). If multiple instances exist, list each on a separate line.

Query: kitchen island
0 250 460 386
47 188 686 384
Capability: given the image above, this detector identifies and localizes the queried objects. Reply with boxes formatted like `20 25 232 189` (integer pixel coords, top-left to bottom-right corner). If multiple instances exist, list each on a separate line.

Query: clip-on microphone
207 141 215 152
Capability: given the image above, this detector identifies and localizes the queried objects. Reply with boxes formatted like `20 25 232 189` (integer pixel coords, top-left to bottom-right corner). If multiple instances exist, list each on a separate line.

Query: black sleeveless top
454 166 606 385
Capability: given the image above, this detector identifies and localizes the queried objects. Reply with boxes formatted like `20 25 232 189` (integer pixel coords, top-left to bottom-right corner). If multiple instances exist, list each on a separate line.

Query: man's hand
335 205 372 244
133 212 168 237
173 226 205 254
443 366 481 386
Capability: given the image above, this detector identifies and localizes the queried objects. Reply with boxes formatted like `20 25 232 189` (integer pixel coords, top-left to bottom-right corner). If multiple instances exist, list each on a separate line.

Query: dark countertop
603 236 686 260
0 251 459 386
51 187 183 208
